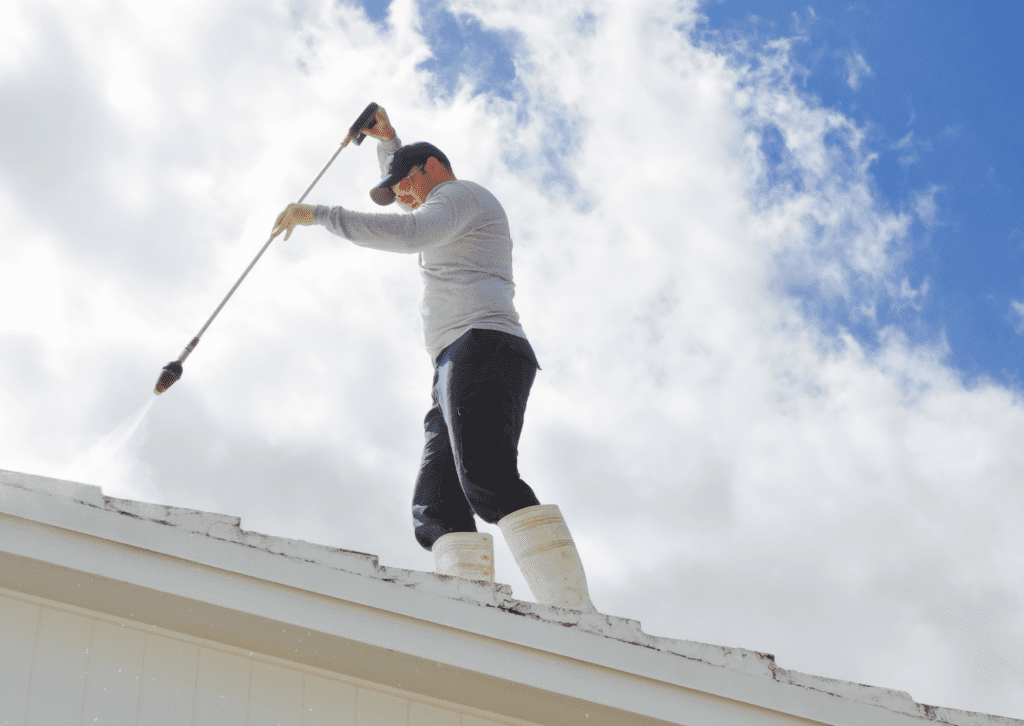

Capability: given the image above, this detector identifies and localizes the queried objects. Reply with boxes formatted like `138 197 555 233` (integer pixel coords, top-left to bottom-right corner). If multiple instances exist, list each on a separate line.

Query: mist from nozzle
57 396 156 493
154 360 184 395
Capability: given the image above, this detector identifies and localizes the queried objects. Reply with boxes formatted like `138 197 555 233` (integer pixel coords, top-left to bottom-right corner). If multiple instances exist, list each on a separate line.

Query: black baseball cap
370 142 451 206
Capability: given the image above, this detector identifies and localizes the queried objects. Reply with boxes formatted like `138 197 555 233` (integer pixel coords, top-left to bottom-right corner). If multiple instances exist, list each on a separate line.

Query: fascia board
2 512 765 726
1 477 1016 726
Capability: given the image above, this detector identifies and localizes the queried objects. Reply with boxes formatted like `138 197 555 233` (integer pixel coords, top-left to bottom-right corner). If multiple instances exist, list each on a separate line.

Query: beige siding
410 701 462 726
250 660 304 725
0 595 38 726
0 591 539 726
303 675 357 726
25 606 92 725
138 634 199 725
357 688 410 726
82 619 147 725
194 646 251 726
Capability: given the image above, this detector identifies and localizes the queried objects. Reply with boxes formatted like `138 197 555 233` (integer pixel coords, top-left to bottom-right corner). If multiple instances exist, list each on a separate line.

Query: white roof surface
1 468 1020 726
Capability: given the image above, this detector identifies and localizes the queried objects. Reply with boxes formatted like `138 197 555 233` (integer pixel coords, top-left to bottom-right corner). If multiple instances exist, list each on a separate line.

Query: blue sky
699 0 1024 388
360 0 1024 387
362 0 519 99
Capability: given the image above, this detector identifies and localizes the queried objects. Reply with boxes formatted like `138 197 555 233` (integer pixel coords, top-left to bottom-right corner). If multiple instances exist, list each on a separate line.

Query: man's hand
271 203 314 240
360 107 396 142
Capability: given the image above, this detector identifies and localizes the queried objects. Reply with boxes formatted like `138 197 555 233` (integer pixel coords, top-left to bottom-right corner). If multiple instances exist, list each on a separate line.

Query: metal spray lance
154 102 381 394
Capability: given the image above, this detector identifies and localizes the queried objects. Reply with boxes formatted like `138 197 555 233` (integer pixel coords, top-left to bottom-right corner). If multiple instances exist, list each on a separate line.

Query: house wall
0 588 533 726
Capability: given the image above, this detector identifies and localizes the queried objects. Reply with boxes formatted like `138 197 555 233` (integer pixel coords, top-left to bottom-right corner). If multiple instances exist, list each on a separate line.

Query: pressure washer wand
154 102 381 395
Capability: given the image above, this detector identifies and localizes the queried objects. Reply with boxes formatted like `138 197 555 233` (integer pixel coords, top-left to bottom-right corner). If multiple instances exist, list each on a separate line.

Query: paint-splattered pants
412 328 541 551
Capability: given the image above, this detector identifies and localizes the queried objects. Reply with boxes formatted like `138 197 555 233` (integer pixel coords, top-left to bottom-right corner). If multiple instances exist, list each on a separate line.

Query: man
271 107 596 612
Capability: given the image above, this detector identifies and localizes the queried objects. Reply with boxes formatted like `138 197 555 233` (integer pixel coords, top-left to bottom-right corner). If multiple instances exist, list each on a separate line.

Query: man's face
392 164 430 211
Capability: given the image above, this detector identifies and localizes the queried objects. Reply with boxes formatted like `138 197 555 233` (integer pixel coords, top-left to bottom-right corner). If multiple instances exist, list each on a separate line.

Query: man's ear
425 156 454 180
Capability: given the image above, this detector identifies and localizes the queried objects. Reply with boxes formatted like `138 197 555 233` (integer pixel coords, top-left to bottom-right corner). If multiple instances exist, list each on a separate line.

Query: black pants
412 329 541 551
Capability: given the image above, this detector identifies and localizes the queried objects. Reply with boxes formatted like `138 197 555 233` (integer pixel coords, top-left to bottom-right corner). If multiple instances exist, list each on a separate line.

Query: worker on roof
272 106 596 613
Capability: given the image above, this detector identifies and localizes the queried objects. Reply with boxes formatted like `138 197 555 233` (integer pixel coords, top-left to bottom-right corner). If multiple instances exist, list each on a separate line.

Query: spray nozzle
154 361 184 395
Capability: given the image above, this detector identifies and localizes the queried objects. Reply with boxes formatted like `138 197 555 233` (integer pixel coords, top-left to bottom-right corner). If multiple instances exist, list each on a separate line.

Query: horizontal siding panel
82 619 147 726
24 606 92 726
138 635 199 726
0 595 39 726
302 674 356 726
194 647 250 726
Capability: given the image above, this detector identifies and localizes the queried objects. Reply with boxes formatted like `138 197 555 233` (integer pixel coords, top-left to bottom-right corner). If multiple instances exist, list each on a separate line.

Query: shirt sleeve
312 183 479 254
376 136 402 178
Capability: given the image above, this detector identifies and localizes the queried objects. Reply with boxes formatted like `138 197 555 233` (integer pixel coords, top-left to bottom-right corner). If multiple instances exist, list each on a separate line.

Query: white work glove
359 107 396 142
271 203 314 240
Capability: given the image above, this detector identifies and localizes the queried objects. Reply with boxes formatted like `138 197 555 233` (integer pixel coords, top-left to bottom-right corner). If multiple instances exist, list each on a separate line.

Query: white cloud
1010 300 1024 334
843 49 872 90
913 184 942 227
892 130 914 149
891 130 932 170
1 0 1023 718
898 152 919 168
0 230 69 343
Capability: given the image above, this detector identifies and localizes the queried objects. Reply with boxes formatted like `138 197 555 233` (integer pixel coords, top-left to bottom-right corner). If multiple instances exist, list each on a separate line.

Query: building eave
1 470 1019 726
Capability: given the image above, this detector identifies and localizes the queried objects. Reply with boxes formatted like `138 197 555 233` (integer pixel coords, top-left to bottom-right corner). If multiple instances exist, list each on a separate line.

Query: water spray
154 102 381 395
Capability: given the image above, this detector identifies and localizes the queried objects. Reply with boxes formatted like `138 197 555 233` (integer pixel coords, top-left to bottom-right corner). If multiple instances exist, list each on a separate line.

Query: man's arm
359 107 403 179
271 106 400 240
313 184 477 254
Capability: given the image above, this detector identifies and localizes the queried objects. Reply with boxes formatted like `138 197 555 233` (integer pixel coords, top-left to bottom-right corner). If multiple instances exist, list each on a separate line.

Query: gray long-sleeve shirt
312 137 528 362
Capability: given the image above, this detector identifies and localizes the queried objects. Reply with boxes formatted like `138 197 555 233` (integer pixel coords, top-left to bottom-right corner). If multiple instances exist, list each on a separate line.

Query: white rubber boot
498 504 597 612
432 532 495 582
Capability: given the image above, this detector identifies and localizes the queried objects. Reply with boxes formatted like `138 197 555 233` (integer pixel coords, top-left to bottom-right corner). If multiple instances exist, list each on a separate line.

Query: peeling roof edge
1 469 1019 726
